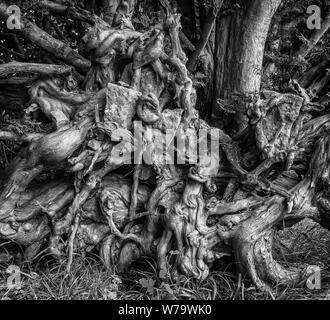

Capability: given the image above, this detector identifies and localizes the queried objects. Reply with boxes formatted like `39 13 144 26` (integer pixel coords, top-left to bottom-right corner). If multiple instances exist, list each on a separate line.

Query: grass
0 220 329 300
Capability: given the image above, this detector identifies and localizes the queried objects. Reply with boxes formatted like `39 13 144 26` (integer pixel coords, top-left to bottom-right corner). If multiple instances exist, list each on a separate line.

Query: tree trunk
212 0 282 129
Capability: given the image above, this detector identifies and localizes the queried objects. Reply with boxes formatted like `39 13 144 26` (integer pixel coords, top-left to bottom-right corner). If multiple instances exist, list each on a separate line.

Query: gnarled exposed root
0 0 329 294
231 197 318 291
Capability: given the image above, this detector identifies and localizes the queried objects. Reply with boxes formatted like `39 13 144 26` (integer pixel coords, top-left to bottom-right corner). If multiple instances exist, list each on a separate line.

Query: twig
0 44 25 59
45 15 65 40
66 210 81 273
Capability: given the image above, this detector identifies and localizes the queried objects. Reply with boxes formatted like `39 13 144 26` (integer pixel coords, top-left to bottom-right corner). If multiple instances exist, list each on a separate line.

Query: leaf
108 284 119 292
112 276 122 285
106 291 118 300
102 288 118 300
139 278 156 294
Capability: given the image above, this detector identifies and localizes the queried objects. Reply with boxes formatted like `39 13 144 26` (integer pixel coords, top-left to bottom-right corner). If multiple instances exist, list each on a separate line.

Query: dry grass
0 220 329 300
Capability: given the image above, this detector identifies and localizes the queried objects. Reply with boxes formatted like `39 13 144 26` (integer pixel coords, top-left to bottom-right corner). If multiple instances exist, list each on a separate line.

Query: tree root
0 0 329 293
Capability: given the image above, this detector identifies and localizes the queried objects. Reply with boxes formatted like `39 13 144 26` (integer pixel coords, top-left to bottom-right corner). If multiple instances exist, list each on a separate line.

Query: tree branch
0 61 73 78
39 0 104 25
0 2 91 73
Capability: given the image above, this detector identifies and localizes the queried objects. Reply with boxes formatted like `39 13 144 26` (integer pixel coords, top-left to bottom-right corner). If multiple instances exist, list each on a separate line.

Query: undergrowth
0 220 329 300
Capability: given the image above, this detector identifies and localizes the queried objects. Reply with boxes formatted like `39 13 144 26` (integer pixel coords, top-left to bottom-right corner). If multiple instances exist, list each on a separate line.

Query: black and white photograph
0 0 329 306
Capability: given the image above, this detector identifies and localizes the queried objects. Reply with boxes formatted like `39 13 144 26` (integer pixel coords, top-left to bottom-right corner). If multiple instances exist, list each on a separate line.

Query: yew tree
0 0 329 292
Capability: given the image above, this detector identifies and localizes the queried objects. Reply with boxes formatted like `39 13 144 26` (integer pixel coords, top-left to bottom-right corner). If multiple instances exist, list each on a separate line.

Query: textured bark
0 0 329 294
0 61 73 77
212 0 282 128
